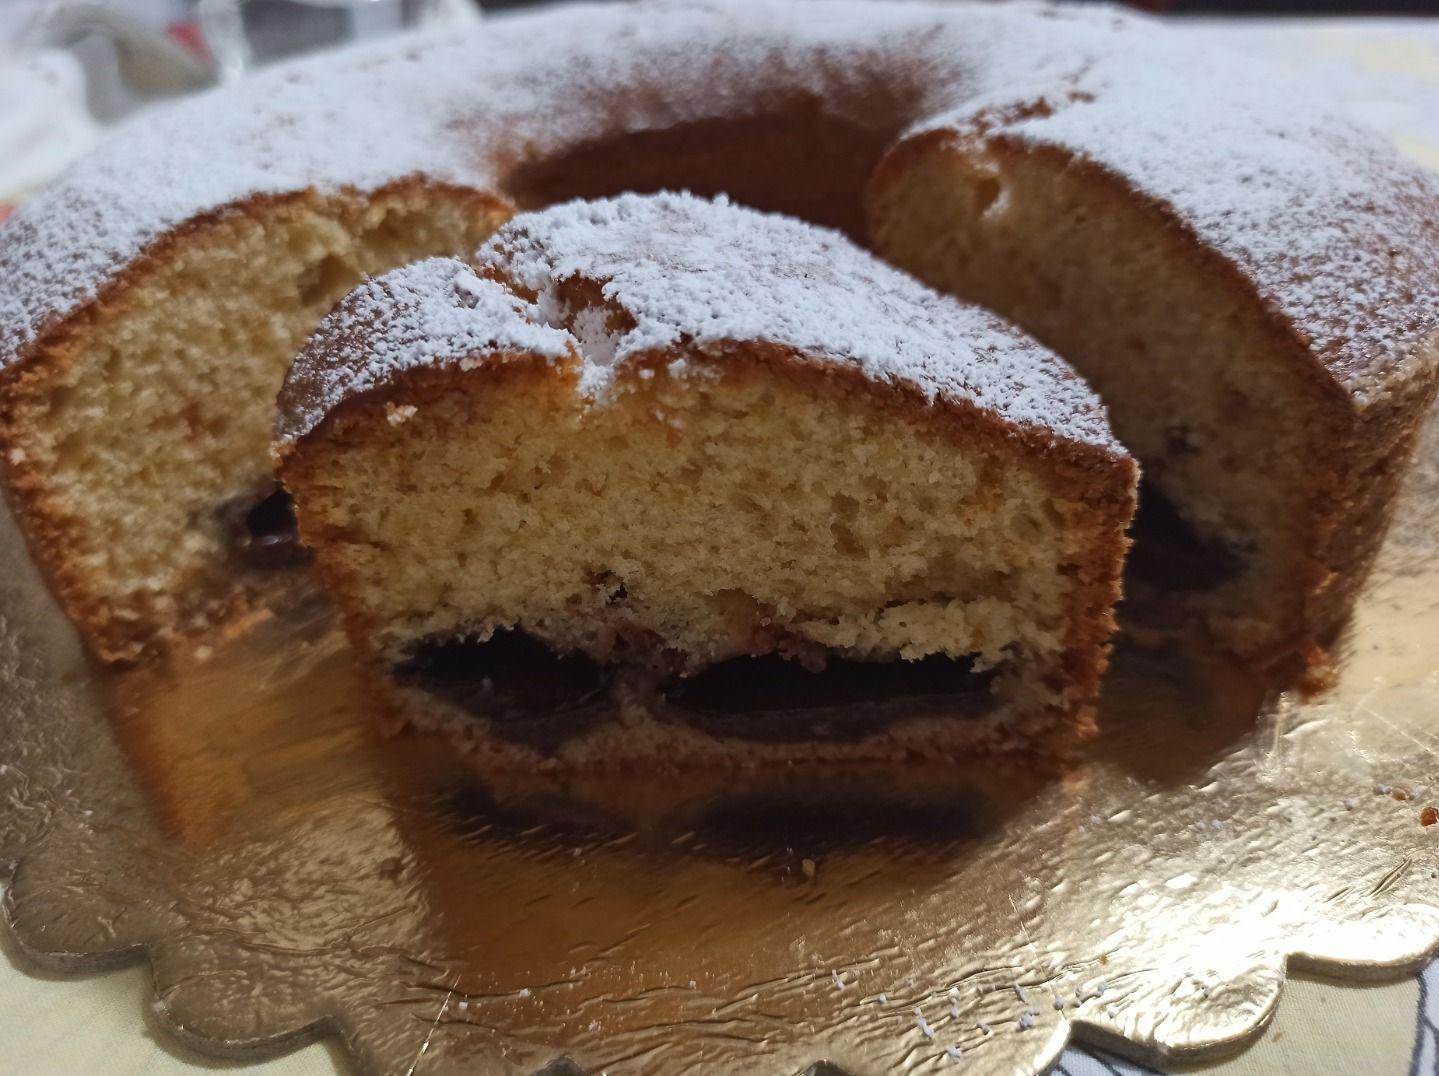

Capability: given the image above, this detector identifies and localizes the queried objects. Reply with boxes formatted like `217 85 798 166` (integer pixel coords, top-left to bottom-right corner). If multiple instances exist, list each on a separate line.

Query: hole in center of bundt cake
661 652 997 743
217 485 310 569
505 109 906 241
1126 480 1244 592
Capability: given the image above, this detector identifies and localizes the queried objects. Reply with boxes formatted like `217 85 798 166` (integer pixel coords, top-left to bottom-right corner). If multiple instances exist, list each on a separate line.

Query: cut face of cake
0 182 506 661
866 105 1439 661
276 194 1137 769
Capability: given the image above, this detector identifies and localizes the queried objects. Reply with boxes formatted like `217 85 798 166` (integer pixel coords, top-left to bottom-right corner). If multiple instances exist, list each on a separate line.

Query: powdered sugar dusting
289 193 1119 451
923 17 1439 390
480 194 1116 446
274 258 573 446
0 0 946 366
3 0 1434 404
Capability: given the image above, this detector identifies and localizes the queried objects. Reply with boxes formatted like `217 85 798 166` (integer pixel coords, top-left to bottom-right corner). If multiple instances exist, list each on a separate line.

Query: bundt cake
275 193 1136 767
0 0 1435 665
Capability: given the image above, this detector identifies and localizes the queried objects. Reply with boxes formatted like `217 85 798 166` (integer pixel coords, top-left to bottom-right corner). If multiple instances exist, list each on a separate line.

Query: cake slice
275 193 1136 769
0 181 504 661
866 113 1439 662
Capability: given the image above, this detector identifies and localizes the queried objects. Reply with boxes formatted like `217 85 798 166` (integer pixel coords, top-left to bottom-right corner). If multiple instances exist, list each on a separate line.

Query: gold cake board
0 948 1423 1075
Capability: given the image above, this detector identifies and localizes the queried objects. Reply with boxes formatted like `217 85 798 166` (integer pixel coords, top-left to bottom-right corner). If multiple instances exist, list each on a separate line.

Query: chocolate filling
661 652 996 743
218 485 309 569
395 629 997 753
393 630 612 755
1126 480 1243 592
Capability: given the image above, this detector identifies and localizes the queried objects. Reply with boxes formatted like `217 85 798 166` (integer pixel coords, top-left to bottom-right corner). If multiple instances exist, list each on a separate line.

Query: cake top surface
943 42 1439 396
3 0 1437 398
277 194 1121 452
274 256 574 447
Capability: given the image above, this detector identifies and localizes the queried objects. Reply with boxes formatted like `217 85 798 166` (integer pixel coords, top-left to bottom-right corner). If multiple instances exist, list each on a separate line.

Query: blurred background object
0 0 479 206
196 0 474 81
1138 1 1436 10
8 0 478 90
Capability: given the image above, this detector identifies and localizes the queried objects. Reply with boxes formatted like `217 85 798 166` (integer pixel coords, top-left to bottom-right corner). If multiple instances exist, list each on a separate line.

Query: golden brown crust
1299 349 1439 655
